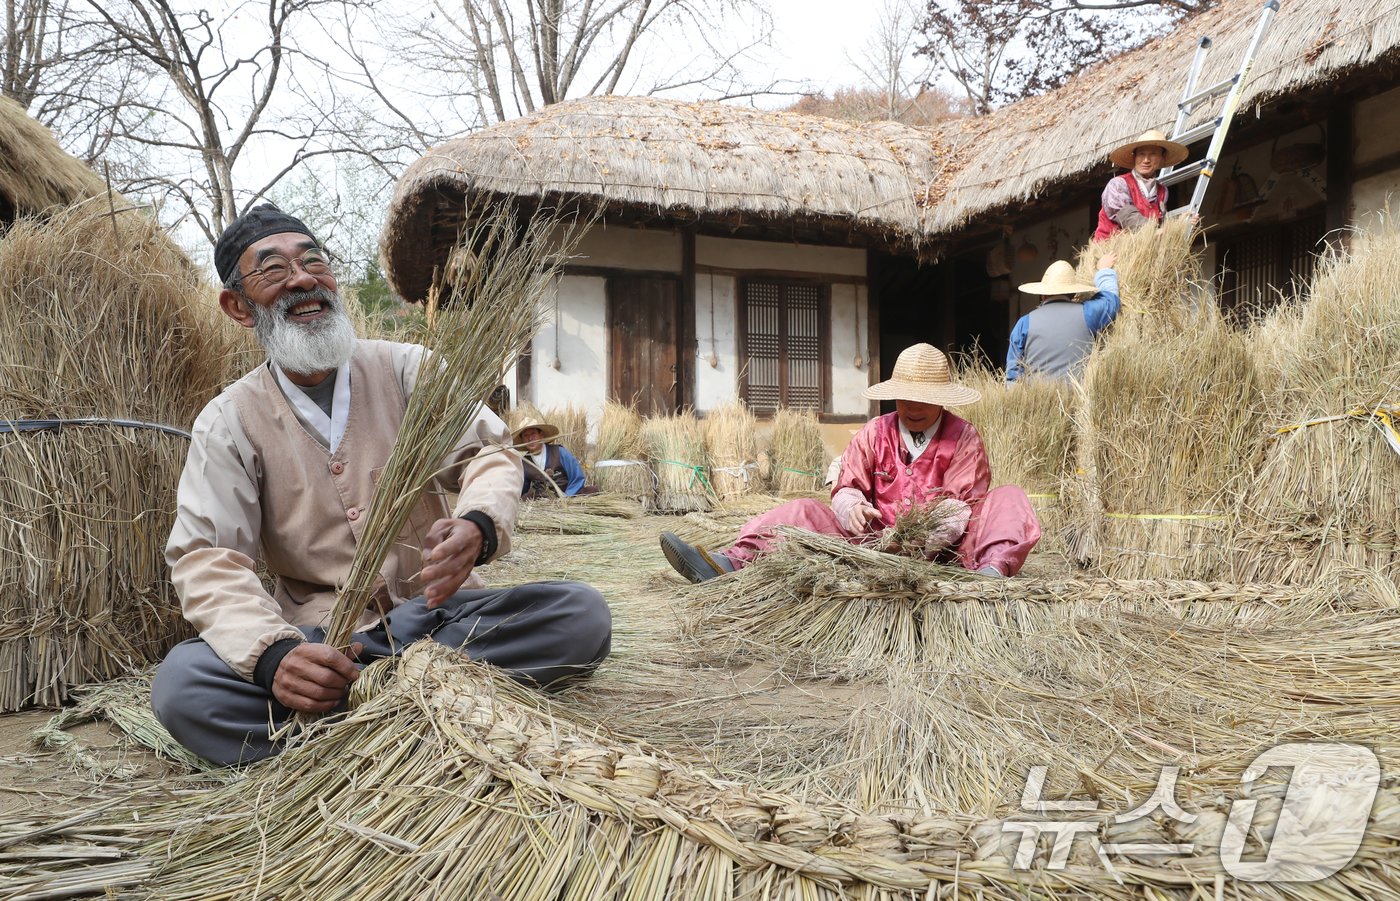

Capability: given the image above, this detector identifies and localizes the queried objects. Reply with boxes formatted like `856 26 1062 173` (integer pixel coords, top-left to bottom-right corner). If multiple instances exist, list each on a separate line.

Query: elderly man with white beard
151 205 611 766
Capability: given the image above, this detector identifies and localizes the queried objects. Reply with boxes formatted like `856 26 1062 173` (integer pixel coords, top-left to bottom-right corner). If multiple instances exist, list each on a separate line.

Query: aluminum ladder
1159 0 1282 217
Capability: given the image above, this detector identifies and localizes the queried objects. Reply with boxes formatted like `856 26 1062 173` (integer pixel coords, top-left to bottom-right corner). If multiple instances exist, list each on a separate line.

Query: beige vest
226 340 465 630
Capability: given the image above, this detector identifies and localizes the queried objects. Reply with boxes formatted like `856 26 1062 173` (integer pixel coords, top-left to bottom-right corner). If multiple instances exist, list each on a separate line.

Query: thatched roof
383 0 1400 300
0 95 108 224
926 0 1400 233
382 96 952 303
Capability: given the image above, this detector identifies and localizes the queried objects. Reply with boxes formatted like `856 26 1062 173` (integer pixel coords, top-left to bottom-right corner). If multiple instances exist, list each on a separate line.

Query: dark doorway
607 275 680 416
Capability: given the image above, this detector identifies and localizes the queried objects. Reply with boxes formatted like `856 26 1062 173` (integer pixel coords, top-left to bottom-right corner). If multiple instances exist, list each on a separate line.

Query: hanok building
380 0 1400 429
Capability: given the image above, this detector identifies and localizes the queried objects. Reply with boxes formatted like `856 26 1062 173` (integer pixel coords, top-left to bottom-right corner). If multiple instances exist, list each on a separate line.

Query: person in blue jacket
1007 252 1119 382
513 416 594 498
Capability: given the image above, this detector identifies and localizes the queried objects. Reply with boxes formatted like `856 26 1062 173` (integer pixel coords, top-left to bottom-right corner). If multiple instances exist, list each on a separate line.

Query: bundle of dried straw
543 403 588 464
704 402 763 500
1065 221 1264 578
0 204 239 710
1236 218 1400 585
322 201 580 651
768 408 827 495
590 401 653 501
641 411 713 513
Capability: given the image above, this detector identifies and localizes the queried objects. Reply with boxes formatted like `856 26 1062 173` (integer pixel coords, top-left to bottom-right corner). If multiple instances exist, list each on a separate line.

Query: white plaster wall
1355 86 1400 168
527 274 608 433
696 235 865 276
1353 174 1400 224
830 283 871 415
571 225 682 271
694 272 739 411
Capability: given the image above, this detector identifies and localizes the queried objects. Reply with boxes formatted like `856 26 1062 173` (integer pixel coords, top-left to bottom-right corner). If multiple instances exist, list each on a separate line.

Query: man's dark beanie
214 204 319 285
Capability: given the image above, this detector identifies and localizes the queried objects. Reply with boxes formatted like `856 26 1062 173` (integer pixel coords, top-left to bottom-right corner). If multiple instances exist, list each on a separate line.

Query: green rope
660 460 716 495
780 466 820 478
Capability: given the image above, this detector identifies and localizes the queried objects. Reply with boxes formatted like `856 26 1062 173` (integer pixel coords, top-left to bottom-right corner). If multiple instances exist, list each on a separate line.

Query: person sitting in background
659 343 1041 581
1006 252 1119 382
515 416 594 498
1094 129 1189 241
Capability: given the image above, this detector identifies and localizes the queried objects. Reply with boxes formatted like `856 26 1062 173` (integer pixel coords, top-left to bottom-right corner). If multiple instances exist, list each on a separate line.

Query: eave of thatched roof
924 0 1400 235
382 96 953 303
0 96 108 222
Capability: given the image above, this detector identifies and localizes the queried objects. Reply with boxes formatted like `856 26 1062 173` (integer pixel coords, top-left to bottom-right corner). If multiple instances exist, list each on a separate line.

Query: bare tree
847 0 943 123
82 0 386 244
916 0 1216 114
345 0 772 143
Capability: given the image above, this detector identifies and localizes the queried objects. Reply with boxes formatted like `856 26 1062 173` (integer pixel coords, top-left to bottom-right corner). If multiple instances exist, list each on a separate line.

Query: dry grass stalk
323 201 583 650
703 402 762 499
876 499 960 557
1236 218 1400 585
640 411 713 513
769 408 827 495
516 495 643 534
543 403 589 464
0 205 241 711
590 401 652 500
1065 225 1264 579
1074 216 1206 342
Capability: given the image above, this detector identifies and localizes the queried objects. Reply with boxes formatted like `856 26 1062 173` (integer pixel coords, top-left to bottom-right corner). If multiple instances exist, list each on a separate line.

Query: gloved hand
922 498 971 556
832 487 881 534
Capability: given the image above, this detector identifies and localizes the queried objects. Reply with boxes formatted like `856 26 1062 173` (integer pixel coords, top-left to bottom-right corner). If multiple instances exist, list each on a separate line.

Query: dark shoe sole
659 532 719 584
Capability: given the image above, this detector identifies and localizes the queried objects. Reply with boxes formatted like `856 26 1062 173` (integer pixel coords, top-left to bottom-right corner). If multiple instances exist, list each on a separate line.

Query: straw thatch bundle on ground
704 402 763 500
641 411 713 513
958 361 1073 545
768 408 826 495
1064 223 1264 578
0 206 237 711
1236 220 1400 585
516 495 643 534
590 401 653 500
543 403 588 464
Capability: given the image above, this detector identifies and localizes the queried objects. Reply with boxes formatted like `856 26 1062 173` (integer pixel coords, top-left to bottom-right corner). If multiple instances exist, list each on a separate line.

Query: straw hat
1019 260 1097 297
1109 129 1189 169
862 344 981 407
511 417 559 444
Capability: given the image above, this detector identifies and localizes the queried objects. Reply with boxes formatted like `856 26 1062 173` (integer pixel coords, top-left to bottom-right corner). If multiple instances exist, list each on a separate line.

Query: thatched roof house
382 96 952 304
0 96 108 227
927 0 1400 241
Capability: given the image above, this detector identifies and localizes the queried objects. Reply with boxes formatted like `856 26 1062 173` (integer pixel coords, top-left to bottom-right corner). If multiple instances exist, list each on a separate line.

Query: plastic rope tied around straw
1274 404 1400 457
0 417 193 440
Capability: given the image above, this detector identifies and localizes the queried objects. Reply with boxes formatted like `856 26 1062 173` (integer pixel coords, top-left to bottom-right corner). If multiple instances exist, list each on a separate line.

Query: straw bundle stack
0 205 235 710
1074 216 1203 340
957 361 1073 542
1236 221 1400 585
543 403 588 463
1064 224 1263 579
590 401 653 500
703 402 763 500
768 408 827 495
640 411 713 513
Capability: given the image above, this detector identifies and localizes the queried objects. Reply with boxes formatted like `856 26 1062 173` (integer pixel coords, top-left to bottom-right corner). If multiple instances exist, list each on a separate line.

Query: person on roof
1094 129 1190 241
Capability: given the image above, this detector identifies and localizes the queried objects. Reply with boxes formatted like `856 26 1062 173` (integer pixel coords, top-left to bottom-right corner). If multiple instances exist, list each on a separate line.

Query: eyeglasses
237 247 333 289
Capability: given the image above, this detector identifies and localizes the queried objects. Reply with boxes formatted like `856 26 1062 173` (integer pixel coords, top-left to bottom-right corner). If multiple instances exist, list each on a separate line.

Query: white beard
250 286 358 375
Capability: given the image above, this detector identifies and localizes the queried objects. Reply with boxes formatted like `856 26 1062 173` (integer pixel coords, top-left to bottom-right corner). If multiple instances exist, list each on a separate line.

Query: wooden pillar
865 250 881 419
1326 103 1354 241
678 227 697 411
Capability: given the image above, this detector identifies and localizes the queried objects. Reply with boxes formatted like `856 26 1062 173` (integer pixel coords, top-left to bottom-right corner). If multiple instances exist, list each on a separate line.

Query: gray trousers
151 580 610 766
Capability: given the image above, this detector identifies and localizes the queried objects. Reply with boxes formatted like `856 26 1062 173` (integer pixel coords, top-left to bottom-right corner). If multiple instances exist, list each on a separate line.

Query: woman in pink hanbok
660 344 1041 582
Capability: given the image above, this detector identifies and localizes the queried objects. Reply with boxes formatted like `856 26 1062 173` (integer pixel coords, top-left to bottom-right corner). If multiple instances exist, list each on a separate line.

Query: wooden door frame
604 272 684 415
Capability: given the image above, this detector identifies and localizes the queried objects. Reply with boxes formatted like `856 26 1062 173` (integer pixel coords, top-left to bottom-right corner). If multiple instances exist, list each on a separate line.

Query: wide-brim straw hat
1109 129 1189 169
862 343 981 407
1019 260 1097 297
511 418 560 444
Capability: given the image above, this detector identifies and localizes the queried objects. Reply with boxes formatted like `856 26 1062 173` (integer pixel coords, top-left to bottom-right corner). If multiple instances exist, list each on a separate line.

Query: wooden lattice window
738 278 830 414
1217 213 1326 320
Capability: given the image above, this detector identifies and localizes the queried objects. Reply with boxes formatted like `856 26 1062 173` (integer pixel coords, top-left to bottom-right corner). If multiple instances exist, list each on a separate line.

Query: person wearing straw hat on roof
1093 129 1190 241
659 343 1041 581
1007 252 1119 382
513 415 594 498
151 204 611 766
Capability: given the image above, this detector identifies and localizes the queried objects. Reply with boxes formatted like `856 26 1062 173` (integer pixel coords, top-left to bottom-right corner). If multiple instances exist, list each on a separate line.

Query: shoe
660 532 735 583
975 564 1006 578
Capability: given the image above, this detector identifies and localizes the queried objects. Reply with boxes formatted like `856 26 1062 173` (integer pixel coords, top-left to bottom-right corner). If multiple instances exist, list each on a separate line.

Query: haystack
0 205 235 711
1064 222 1264 578
703 402 763 500
768 408 827 495
590 401 653 500
1236 219 1400 585
958 361 1073 544
640 411 713 513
